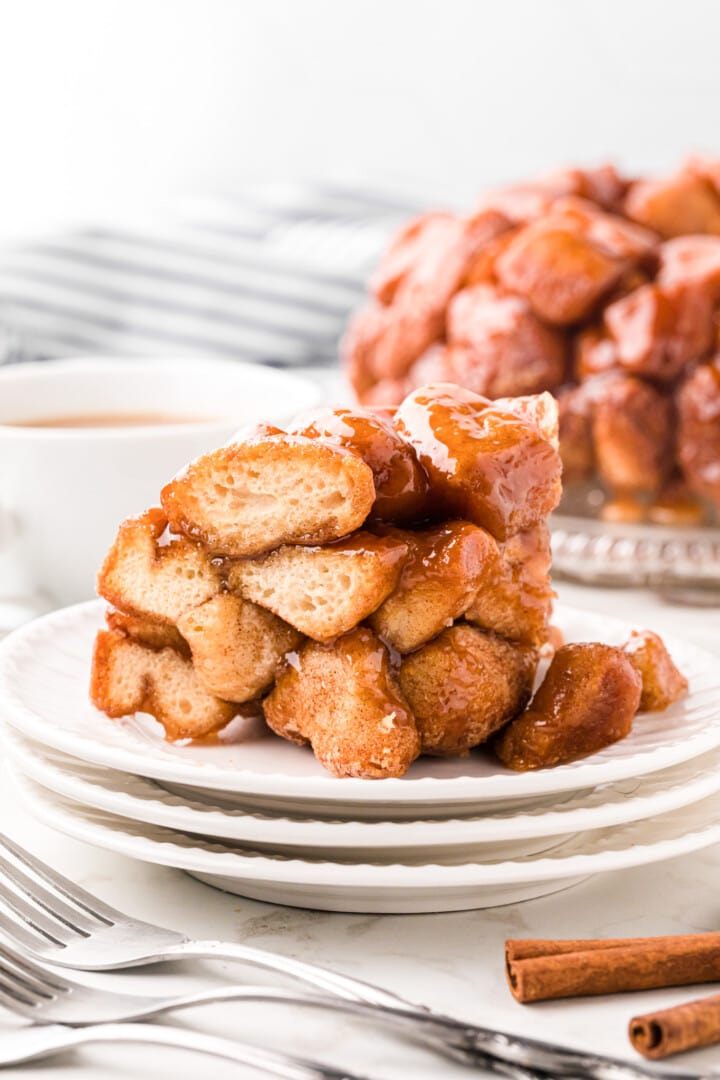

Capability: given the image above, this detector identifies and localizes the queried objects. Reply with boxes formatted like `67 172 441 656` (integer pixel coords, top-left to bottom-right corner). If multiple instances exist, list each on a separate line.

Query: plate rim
8 724 720 848
1 599 719 806
10 766 720 889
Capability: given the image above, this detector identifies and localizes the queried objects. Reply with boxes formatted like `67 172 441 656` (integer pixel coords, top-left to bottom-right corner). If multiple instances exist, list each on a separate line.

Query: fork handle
161 943 696 1079
134 985 702 1080
167 938 416 1009
0 1022 368 1079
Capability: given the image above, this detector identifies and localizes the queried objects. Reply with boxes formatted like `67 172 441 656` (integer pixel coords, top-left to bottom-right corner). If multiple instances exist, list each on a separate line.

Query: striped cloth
0 184 420 367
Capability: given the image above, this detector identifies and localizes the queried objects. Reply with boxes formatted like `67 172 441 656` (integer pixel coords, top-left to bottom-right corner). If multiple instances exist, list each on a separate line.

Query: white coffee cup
0 358 323 609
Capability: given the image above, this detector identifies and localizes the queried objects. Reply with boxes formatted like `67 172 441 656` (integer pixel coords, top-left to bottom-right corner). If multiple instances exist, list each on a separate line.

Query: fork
0 1021 364 1079
0 830 412 1007
0 833 710 1080
0 939 548 1080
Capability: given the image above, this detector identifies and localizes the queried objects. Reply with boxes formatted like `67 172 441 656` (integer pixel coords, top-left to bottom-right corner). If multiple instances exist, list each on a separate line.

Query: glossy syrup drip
290 405 429 522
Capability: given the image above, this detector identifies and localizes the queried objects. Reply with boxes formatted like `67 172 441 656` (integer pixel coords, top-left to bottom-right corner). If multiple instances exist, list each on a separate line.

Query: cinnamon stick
630 993 720 1059
506 934 720 1003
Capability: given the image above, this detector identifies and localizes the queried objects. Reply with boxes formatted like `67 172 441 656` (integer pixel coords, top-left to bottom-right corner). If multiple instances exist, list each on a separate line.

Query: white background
0 0 719 238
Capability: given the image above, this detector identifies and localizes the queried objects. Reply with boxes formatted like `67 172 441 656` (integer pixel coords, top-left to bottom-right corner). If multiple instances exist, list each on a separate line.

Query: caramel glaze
395 383 562 541
494 642 642 770
466 525 554 647
399 624 537 757
373 519 497 593
289 405 428 522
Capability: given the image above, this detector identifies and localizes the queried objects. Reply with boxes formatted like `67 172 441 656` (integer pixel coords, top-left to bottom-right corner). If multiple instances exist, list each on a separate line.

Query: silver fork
0 938 546 1080
0 830 411 1006
0 834 711 1080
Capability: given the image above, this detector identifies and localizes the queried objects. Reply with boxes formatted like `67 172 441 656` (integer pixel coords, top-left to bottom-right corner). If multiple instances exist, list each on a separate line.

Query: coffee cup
0 358 322 610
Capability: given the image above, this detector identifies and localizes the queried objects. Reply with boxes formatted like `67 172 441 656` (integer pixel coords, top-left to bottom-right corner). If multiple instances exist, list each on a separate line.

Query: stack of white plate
2 600 720 914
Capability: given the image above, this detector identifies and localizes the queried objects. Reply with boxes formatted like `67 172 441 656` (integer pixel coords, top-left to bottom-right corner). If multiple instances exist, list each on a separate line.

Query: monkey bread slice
105 608 190 655
97 508 222 624
176 593 302 703
368 521 497 653
90 629 235 741
263 627 420 778
288 405 428 523
622 629 688 712
227 532 408 641
466 525 554 647
395 383 562 541
160 432 376 557
494 643 642 770
399 625 537 756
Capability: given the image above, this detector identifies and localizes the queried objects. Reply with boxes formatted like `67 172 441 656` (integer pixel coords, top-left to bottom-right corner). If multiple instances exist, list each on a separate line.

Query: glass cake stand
551 489 720 601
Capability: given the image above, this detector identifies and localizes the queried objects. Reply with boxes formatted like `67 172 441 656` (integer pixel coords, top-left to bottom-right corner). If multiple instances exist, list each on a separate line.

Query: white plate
10 767 720 913
1 601 718 816
8 725 720 858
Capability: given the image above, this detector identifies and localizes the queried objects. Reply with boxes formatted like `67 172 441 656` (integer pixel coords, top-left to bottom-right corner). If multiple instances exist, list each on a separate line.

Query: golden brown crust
399 625 537 756
625 171 720 238
368 521 498 653
105 609 190 656
623 629 688 712
176 593 302 703
591 375 673 494
494 643 642 770
445 285 567 397
227 532 408 641
96 508 222 624
263 627 420 778
465 525 554 647
161 434 376 557
90 629 235 741
495 219 624 325
604 282 715 381
288 405 428 523
395 383 562 541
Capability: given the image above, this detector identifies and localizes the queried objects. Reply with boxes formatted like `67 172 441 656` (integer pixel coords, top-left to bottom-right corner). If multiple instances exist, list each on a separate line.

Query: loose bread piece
97 508 222 624
176 593 302 702
263 627 420 778
395 383 562 540
494 643 642 770
90 629 235 741
105 609 190 656
160 432 376 557
466 525 554 646
399 625 537 756
622 629 688 712
368 521 497 653
226 532 408 641
288 405 428 523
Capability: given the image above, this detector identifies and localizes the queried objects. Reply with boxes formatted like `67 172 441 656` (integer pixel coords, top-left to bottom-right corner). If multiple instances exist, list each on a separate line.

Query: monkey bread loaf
344 159 720 524
91 383 686 777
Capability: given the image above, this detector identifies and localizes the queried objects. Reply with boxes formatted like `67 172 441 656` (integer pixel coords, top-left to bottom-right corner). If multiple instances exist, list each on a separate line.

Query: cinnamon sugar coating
623 630 689 712
399 626 537 756
494 643 642 770
263 628 420 779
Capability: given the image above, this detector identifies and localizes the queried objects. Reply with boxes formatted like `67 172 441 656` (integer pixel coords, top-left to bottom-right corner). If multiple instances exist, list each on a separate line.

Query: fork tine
0 947 58 999
0 853 99 933
0 832 116 924
0 937 68 992
0 973 39 1011
0 905 62 952
0 888 80 946
0 949 56 1012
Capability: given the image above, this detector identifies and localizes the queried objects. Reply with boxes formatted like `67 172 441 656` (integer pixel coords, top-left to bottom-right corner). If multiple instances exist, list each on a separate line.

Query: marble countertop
3 579 720 1079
